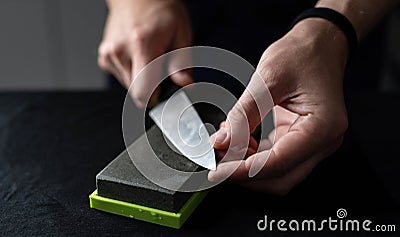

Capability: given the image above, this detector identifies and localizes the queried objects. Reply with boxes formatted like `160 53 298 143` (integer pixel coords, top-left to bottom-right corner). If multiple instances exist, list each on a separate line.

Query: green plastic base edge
89 190 208 229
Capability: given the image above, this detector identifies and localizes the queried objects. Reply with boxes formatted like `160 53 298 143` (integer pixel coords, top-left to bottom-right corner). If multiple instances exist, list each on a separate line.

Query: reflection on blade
149 91 216 170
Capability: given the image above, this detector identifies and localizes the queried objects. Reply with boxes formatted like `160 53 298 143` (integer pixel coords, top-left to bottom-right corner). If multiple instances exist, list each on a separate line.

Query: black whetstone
96 103 226 213
97 125 199 212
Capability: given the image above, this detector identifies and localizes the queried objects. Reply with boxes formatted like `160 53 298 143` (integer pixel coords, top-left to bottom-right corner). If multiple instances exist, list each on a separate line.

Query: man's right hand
98 0 193 108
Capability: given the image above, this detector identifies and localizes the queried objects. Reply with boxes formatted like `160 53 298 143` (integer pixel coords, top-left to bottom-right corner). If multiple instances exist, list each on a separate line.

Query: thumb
212 72 274 152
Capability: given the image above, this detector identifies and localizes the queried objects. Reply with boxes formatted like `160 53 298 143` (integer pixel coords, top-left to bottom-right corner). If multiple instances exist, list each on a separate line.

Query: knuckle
97 56 106 69
97 53 110 71
129 27 151 46
98 43 106 55
98 42 120 58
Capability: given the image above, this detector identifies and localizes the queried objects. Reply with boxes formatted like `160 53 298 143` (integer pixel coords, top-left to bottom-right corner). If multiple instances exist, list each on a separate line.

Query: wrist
288 18 349 67
316 0 399 41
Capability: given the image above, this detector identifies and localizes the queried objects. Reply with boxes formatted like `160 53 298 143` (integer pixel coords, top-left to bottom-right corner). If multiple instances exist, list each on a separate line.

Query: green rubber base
89 190 208 229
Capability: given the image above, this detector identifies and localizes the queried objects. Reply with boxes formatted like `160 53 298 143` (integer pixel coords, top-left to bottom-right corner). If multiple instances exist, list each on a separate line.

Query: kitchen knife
149 90 216 170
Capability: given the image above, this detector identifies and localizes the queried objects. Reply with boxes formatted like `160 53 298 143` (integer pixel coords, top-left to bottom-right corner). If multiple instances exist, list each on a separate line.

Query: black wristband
289 7 358 59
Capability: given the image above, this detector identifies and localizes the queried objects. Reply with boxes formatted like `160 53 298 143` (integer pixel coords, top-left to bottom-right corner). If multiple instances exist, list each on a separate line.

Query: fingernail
171 71 193 86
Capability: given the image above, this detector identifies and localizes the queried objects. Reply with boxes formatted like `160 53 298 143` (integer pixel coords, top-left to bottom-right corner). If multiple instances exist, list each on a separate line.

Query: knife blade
149 90 216 170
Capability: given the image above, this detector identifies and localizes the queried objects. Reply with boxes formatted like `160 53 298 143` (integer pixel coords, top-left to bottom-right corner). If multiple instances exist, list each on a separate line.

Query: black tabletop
0 89 399 236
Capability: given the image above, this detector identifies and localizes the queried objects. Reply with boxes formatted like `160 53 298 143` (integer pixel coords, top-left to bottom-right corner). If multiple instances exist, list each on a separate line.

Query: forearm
316 0 399 40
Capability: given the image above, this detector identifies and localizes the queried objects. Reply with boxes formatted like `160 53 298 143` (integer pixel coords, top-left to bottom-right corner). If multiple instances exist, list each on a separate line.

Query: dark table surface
0 89 399 236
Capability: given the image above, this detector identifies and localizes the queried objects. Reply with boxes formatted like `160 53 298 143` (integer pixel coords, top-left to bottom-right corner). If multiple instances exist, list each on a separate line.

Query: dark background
1 0 399 236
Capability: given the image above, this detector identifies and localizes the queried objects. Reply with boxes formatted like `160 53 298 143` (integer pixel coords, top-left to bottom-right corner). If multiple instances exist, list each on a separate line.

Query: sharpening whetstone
96 125 200 213
90 102 226 228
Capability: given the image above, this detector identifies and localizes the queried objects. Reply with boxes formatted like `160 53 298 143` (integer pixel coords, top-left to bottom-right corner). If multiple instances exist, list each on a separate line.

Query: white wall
0 0 107 90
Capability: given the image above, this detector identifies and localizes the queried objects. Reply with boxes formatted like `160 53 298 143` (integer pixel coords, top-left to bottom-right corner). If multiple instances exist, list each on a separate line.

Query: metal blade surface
149 91 216 170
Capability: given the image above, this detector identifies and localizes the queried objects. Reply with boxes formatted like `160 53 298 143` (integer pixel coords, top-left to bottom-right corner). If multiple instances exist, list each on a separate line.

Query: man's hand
209 18 349 195
98 0 192 108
